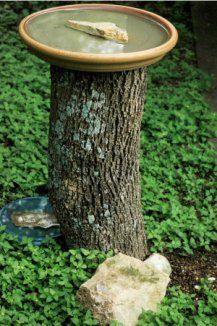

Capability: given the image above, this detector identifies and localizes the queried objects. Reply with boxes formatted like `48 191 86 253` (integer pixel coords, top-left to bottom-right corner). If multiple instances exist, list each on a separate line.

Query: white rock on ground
76 252 171 326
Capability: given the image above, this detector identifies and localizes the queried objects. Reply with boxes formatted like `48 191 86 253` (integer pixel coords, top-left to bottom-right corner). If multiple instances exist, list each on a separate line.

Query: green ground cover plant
0 228 216 325
0 1 216 325
0 228 110 325
138 280 217 326
0 2 216 254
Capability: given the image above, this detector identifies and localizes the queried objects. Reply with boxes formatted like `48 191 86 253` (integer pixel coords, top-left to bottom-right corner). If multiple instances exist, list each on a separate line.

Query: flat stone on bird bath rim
19 4 178 71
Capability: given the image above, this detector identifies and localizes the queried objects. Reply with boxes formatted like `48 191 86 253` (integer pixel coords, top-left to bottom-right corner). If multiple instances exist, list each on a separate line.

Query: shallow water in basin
27 9 169 54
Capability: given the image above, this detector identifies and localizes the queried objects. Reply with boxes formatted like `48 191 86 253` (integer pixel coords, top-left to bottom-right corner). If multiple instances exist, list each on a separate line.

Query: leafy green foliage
0 3 216 324
0 2 216 255
139 4 216 254
138 279 217 326
0 229 216 325
0 226 113 324
0 2 50 204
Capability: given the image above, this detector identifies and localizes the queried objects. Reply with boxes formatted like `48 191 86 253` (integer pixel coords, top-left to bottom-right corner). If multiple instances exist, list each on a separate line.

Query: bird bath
19 4 177 71
19 4 178 259
0 197 60 245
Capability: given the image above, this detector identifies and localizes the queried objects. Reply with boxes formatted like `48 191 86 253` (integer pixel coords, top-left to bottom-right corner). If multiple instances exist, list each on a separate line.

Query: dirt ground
166 249 217 295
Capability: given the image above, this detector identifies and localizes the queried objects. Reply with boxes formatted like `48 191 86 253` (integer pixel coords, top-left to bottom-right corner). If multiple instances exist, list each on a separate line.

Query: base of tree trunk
48 66 147 260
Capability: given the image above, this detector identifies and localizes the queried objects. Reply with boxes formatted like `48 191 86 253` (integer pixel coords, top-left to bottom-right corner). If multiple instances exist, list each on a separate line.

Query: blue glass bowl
0 197 61 245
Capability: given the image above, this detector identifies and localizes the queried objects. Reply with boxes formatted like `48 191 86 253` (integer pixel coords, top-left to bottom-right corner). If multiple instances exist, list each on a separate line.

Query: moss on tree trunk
48 66 147 259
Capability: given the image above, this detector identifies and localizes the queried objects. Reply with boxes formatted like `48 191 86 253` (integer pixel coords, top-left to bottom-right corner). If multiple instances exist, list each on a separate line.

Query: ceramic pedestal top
19 4 178 72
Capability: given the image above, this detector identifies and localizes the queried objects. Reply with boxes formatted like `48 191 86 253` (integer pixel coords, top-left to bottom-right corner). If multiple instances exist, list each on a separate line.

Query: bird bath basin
19 4 178 71
18 4 178 258
0 197 61 245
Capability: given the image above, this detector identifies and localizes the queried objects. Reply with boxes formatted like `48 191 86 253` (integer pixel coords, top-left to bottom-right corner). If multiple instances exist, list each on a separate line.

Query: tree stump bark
48 66 147 259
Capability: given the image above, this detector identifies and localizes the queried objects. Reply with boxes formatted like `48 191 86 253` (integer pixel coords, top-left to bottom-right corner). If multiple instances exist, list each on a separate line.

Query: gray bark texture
48 65 147 260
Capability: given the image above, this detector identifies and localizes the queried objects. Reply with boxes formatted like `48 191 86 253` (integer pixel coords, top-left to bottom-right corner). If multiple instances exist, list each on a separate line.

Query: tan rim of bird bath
19 3 178 72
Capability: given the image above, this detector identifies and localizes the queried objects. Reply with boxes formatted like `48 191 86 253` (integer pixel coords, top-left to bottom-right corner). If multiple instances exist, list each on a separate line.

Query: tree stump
48 66 147 259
